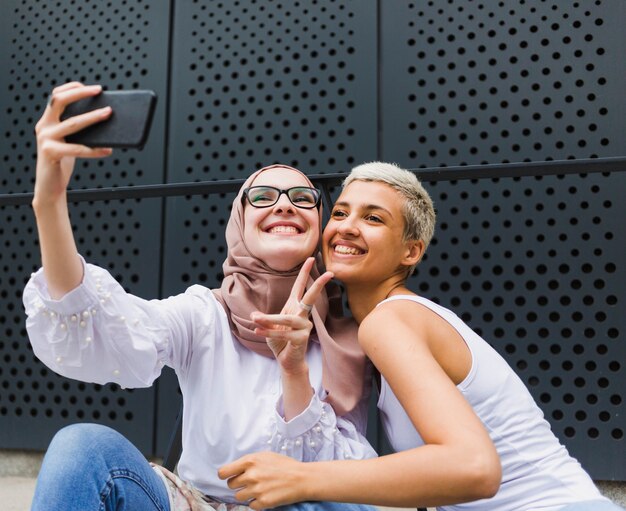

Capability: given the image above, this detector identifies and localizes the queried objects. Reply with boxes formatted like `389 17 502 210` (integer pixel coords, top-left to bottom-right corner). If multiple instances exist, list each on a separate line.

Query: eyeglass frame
241 185 322 209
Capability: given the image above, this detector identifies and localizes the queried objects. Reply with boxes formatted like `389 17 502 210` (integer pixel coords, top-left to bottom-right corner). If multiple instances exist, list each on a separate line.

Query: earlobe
403 239 425 266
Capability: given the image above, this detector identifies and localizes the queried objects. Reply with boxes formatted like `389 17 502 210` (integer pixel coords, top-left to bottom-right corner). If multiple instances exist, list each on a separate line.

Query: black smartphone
60 89 157 149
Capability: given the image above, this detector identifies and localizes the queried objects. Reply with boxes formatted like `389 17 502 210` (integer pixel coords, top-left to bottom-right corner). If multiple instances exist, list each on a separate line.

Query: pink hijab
212 164 368 416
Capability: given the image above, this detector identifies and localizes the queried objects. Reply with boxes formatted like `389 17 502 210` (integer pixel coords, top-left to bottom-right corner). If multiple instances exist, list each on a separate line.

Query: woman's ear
402 239 426 267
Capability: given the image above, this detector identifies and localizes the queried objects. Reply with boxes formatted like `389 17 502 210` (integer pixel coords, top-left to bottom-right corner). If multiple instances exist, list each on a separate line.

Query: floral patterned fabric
152 464 252 511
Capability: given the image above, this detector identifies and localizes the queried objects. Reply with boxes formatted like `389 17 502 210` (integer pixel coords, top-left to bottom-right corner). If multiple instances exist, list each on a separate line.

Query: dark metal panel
0 0 170 454
156 0 378 455
381 1 625 166
380 2 625 479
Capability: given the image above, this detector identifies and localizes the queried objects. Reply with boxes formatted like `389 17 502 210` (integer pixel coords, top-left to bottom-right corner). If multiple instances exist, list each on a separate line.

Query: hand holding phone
60 89 157 149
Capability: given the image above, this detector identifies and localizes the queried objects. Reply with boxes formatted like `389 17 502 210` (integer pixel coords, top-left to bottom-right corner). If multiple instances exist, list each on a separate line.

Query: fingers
289 257 316 301
43 84 103 121
252 311 311 359
299 270 333 311
51 81 85 95
252 313 311 330
234 488 256 505
36 83 112 162
219 453 295 509
221 472 265 509
255 326 310 341
255 327 308 341
37 139 112 161
224 473 245 490
218 459 245 481
224 476 257 506
48 105 112 139
45 82 86 110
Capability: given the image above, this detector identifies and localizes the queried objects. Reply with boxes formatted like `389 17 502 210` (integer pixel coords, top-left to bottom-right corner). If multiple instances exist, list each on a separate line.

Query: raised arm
220 302 501 509
32 82 112 298
249 259 376 462
252 257 333 421
26 83 205 388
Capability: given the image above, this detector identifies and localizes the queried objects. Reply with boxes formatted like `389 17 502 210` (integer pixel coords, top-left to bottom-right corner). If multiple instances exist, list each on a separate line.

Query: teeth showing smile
334 245 364 255
267 225 300 234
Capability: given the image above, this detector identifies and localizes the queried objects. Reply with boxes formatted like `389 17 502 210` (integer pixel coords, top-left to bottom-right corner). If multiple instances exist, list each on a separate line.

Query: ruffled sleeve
267 391 377 462
23 256 216 388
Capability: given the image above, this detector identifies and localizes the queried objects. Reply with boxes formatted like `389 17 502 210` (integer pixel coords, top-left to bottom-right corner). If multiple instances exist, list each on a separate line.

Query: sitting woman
221 161 624 511
24 82 377 511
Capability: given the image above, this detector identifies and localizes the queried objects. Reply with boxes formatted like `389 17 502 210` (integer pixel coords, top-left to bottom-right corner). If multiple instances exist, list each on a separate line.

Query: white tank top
377 295 605 511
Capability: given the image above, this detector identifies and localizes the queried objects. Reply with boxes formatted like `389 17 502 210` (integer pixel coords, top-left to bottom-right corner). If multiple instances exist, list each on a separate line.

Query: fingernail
101 106 112 115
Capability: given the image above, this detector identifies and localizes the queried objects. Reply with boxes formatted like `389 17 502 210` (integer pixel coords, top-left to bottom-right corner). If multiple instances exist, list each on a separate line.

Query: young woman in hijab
24 82 377 511
221 162 624 511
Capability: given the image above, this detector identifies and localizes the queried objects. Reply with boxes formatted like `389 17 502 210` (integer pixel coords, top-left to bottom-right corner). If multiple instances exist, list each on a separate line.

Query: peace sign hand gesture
251 257 333 375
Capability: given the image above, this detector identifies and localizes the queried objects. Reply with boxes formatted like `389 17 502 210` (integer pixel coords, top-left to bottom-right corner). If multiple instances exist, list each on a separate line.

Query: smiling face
243 167 321 271
323 180 421 285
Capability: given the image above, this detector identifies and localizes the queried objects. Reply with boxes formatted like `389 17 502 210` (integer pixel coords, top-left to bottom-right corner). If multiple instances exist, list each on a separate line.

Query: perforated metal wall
380 1 625 478
0 0 170 452
381 1 624 165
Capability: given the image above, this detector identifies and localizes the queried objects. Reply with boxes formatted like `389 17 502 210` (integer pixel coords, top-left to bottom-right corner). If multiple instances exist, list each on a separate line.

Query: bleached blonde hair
343 161 436 274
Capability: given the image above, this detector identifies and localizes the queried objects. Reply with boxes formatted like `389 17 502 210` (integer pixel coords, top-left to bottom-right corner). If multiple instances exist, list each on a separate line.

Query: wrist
299 461 326 501
281 365 313 399
281 362 310 379
281 367 314 422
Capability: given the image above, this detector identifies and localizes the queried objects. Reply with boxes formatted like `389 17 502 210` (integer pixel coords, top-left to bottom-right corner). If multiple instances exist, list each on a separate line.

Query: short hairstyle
343 161 436 274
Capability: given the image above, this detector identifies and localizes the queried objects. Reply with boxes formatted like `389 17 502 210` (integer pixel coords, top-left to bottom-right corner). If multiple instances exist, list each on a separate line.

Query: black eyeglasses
242 186 321 209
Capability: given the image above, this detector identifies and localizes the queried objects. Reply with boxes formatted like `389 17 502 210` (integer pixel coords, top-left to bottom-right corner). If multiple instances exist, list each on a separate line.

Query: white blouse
23 257 376 503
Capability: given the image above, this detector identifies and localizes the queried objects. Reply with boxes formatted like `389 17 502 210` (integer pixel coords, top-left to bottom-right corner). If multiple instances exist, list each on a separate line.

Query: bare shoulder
361 296 472 385
360 296 434 330
358 297 432 351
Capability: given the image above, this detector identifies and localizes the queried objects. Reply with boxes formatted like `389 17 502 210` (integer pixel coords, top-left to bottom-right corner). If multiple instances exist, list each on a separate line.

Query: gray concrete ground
1 450 624 511
1 477 36 511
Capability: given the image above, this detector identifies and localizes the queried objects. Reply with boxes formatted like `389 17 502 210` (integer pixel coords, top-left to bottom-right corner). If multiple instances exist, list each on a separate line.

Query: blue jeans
32 423 377 511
